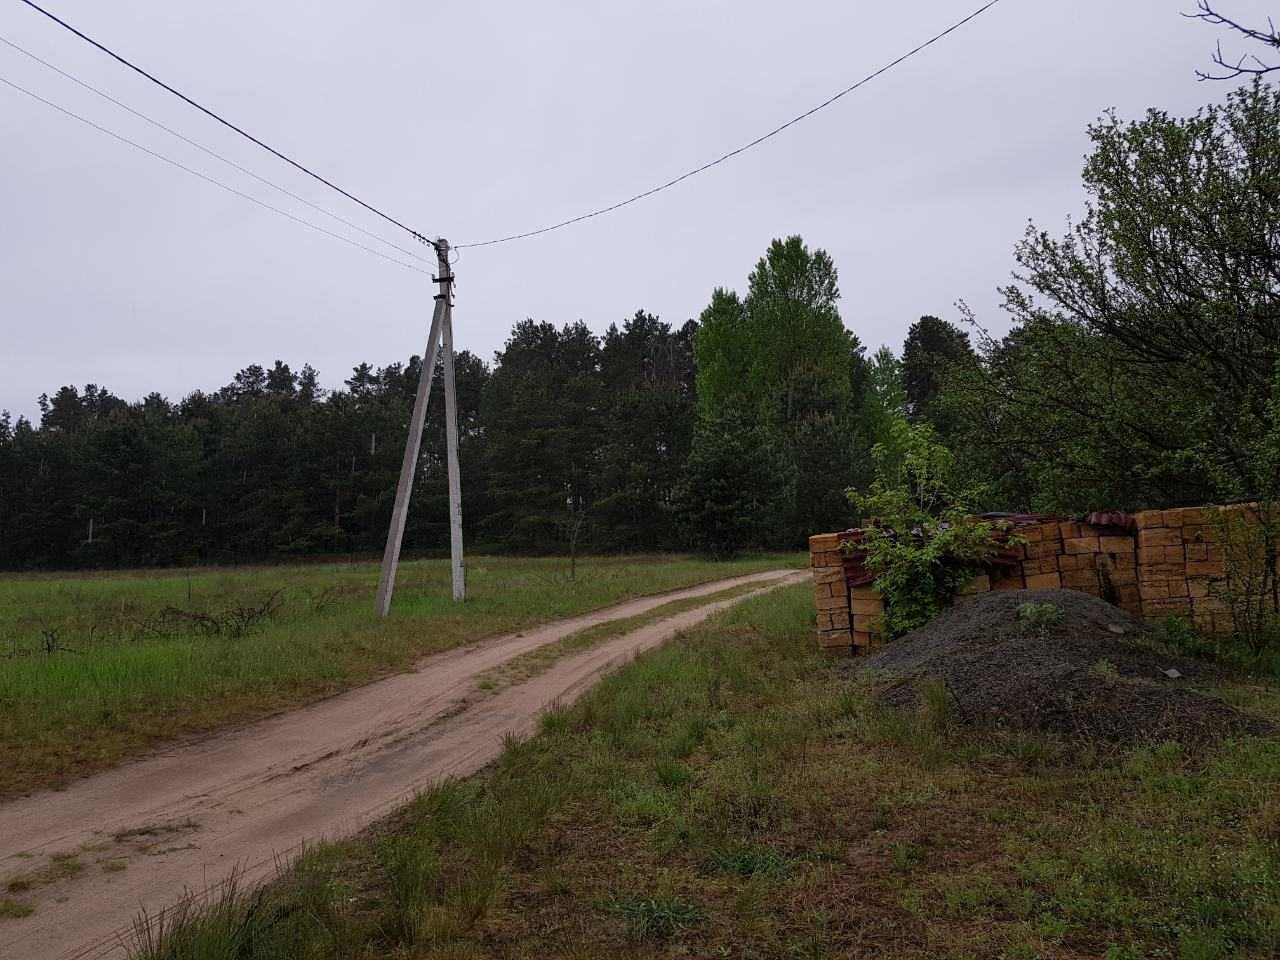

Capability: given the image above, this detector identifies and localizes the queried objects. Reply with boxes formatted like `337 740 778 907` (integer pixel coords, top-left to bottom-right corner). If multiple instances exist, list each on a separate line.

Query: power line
0 33 433 264
0 72 432 274
456 0 1005 249
15 0 436 249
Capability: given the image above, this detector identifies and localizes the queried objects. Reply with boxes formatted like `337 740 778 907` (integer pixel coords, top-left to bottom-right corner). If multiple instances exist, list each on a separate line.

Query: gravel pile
852 589 1272 748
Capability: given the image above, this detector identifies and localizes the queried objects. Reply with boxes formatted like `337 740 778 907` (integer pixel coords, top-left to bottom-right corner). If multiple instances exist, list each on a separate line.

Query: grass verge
0 553 799 796
471 580 768 695
131 584 1280 959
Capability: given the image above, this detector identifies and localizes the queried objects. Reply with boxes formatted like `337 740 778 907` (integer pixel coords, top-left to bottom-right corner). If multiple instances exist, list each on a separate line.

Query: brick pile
809 534 852 652
1005 520 1142 615
808 502 1265 654
850 585 885 650
809 533 884 652
1134 506 1234 633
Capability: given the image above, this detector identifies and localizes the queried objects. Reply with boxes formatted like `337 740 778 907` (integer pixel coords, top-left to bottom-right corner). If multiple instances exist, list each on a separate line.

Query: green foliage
850 417 1002 637
692 287 751 423
0 898 34 919
0 308 707 567
851 347 906 488
592 312 699 551
694 236 865 543
613 896 702 942
1017 602 1064 634
900 314 974 438
706 844 789 878
945 81 1280 512
1153 614 1208 656
696 237 851 425
480 320 604 553
673 414 795 560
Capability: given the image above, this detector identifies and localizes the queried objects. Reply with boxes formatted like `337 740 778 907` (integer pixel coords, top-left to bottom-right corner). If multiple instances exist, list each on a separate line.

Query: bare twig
1186 1 1280 79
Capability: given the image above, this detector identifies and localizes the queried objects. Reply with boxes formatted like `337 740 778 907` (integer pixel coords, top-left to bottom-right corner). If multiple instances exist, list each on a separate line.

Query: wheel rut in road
0 569 803 960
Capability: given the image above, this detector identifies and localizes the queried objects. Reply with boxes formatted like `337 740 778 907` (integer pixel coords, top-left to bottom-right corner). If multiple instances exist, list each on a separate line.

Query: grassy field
0 554 800 797
134 585 1280 960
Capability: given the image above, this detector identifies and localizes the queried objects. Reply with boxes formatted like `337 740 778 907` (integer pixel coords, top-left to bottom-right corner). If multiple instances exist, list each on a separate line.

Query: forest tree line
2 80 1278 571
0 235 898 569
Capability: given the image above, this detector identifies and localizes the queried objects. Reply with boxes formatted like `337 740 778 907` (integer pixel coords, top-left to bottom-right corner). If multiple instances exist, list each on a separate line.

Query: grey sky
0 0 1265 422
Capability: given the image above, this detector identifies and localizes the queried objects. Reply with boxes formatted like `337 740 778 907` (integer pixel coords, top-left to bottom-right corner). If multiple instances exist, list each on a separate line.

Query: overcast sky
0 0 1266 421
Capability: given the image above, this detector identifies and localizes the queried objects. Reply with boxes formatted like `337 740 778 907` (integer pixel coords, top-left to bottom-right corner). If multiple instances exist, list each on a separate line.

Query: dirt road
0 569 802 960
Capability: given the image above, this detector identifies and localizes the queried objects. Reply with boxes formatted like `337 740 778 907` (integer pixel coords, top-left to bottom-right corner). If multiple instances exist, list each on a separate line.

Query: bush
849 417 1006 637
1017 602 1064 635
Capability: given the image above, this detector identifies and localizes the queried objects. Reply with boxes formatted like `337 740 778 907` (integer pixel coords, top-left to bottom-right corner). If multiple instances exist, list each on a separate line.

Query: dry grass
131 585 1280 960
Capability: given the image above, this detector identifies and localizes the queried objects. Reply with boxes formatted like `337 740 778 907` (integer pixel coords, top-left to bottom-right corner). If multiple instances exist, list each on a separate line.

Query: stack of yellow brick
958 520 1141 615
1097 533 1143 616
1134 506 1234 633
809 502 1267 653
850 585 885 650
1005 520 1140 614
808 533 885 652
809 534 852 651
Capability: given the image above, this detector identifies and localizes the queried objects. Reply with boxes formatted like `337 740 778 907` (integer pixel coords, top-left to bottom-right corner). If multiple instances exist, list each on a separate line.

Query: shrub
849 417 1006 637
1018 601 1064 635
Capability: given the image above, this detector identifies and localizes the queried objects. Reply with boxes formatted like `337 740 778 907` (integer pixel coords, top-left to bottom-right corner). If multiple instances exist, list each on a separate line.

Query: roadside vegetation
132 585 1280 960
0 553 798 796
470 579 769 696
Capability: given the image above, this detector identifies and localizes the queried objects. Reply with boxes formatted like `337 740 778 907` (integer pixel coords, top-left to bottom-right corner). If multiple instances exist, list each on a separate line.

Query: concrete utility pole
374 238 465 615
441 279 466 601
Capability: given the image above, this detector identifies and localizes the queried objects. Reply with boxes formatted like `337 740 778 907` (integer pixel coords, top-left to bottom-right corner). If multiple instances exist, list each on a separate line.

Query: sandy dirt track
0 569 802 960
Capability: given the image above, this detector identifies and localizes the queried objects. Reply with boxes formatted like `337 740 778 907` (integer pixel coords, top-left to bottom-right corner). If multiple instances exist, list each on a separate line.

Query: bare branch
1186 1 1280 80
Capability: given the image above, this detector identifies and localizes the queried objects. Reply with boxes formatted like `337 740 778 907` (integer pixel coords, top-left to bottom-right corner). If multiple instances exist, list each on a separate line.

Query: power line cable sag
15 0 436 249
456 0 1005 248
0 33 433 264
0 73 432 275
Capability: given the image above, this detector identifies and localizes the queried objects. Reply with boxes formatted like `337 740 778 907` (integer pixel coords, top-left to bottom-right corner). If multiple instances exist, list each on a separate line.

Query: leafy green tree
697 237 852 422
673 413 794 559
265 361 297 396
742 236 850 424
693 236 863 542
949 81 1280 512
900 315 974 436
692 289 749 421
851 416 1001 637
480 321 604 552
851 347 907 493
593 311 698 550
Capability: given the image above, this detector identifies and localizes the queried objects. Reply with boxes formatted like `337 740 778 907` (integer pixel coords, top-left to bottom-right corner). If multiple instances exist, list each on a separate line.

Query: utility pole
374 238 465 615
441 278 466 601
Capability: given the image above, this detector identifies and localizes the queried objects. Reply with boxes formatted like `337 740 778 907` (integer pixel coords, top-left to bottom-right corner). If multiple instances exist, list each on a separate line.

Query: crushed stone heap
852 589 1273 748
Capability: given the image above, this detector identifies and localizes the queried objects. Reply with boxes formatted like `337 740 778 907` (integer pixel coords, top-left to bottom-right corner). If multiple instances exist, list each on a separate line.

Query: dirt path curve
0 569 803 960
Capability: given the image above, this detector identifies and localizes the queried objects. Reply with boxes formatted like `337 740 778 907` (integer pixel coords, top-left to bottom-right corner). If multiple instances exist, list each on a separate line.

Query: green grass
471 580 768 695
0 553 799 796
0 898 34 920
131 584 1280 959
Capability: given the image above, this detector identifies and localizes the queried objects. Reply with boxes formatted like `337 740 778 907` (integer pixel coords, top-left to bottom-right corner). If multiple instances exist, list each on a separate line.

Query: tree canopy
946 80 1280 512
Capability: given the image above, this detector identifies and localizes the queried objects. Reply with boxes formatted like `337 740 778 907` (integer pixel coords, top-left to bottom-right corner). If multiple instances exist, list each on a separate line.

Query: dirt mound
853 589 1272 748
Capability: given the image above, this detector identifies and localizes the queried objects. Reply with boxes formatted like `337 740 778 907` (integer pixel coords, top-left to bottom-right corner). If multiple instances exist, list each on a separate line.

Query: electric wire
0 33 433 264
15 0 437 248
456 0 1005 248
6 2 1008 951
0 73 432 274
